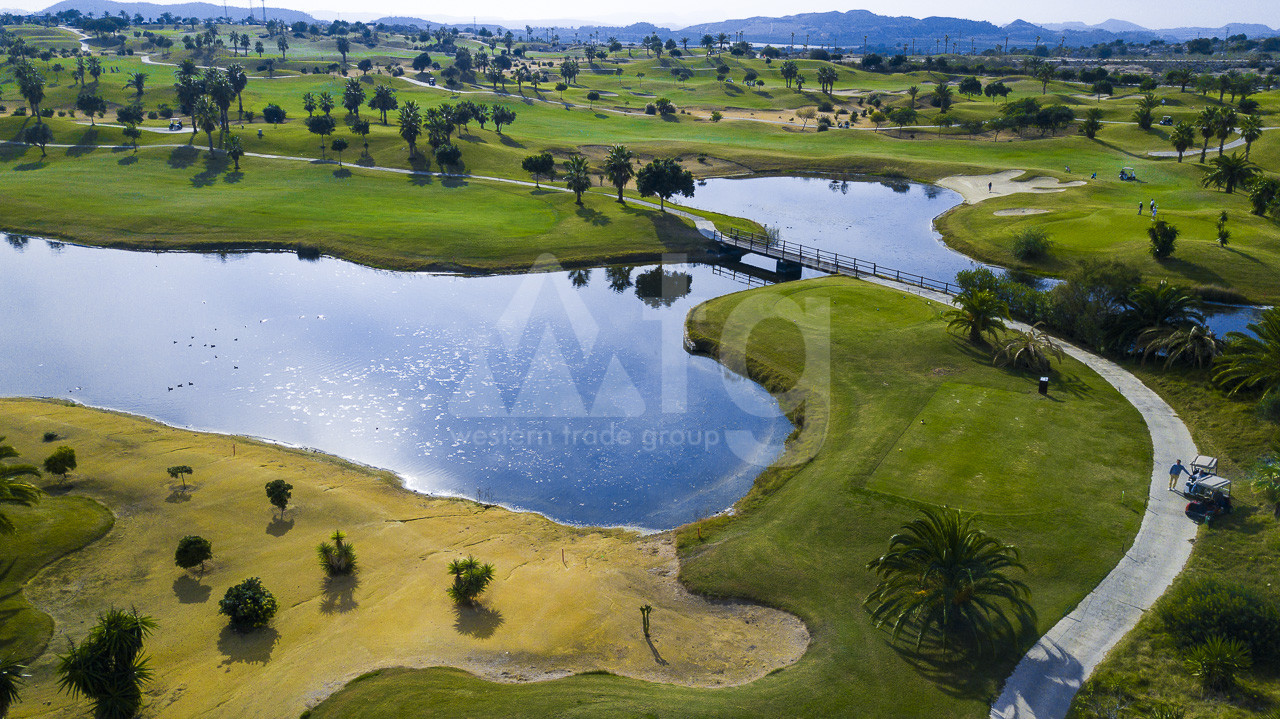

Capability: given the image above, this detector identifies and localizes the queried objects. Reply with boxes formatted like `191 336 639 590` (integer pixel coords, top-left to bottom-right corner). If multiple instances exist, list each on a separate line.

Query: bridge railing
716 228 959 296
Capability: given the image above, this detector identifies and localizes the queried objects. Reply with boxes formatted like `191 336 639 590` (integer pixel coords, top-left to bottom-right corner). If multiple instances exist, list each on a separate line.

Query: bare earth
936 169 1087 205
3 399 808 719
993 208 1052 217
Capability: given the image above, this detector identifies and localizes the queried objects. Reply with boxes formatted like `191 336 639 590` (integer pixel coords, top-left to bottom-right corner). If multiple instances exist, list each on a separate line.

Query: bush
817 100 834 113
244 109 255 122
175 535 212 572
1259 388 1280 423
219 577 279 629
644 103 656 115
13 107 26 116
147 111 158 120
1157 577 1280 660
317 530 357 576
447 556 495 605
158 106 174 119
1011 228 1054 261
42 431 57 442
710 110 722 122
434 143 461 168
1184 636 1251 693
262 104 286 124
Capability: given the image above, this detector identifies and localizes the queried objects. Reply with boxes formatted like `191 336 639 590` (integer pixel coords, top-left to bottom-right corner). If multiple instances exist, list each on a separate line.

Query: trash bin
1039 376 1049 395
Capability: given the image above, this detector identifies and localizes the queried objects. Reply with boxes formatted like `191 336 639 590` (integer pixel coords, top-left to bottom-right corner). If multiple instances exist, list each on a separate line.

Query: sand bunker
937 169 1086 205
993 208 1051 217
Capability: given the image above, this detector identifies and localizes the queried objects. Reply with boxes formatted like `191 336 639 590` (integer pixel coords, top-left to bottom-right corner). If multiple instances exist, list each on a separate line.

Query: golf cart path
1147 128 1277 157
867 280 1199 719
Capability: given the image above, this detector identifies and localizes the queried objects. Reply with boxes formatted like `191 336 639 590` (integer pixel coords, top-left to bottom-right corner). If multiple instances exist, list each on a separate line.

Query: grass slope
311 276 1150 718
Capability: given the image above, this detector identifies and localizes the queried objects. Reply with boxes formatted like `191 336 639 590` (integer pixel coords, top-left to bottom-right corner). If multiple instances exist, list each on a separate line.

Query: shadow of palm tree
645 636 669 666
167 144 199 169
13 161 46 171
191 154 230 187
224 170 243 184
118 155 138 166
319 574 359 614
333 167 352 179
453 604 503 638
217 624 279 665
173 574 212 603
575 206 610 226
498 134 524 148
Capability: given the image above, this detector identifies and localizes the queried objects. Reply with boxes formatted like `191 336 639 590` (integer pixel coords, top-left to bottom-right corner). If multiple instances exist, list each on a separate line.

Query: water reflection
0 239 786 530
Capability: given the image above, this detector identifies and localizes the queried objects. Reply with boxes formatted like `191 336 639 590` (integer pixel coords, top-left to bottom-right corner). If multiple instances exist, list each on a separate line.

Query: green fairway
308 276 1150 718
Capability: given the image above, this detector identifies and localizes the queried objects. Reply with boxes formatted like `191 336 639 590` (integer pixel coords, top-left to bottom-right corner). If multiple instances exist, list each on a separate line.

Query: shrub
644 103 656 115
1011 228 1054 261
1183 636 1251 693
14 107 26 116
175 535 212 572
1258 388 1280 423
42 431 57 442
219 577 279 629
817 100 834 112
1157 577 1280 660
158 106 173 119
317 530 357 576
434 143 461 168
147 111 158 120
710 110 722 122
244 109 255 122
447 556 495 605
1148 220 1178 259
262 103 286 124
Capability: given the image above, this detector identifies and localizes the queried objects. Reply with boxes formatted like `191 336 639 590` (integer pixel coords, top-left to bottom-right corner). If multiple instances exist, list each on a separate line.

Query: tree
166 465 193 490
603 144 635 202
636 157 695 210
1215 108 1237 156
983 81 1011 102
87 57 102 84
342 77 365 116
1249 177 1280 217
522 151 554 187
1196 107 1219 163
816 65 837 95
434 142 460 168
75 93 105 125
1035 64 1056 94
0 437 42 535
335 36 350 66
779 60 798 87
193 95 219 153
1147 220 1179 259
56 609 156 719
1170 121 1196 162
795 107 816 129
865 507 1034 655
397 100 422 156
1075 107 1101 140
586 90 600 109
564 154 592 204
1238 114 1263 158
1200 153 1258 194
24 123 52 157
318 91 335 116
0 655 26 717
447 555 495 605
262 103 286 125
317 530 357 576
869 110 887 131
175 535 212 573
264 479 293 518
931 82 954 112
227 64 247 120
351 117 370 151
1139 324 1222 368
43 446 76 483
331 137 348 165
368 84 398 125
357 58 373 75
219 577 278 629
1213 308 1280 395
993 323 1064 371
226 134 244 171
1110 281 1204 348
944 290 1008 345
1132 93 1158 130
412 52 432 72
888 107 917 131
124 71 146 97
491 105 517 133
277 35 288 59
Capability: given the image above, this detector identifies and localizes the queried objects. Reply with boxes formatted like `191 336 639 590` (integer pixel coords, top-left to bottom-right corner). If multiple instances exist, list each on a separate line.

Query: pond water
676 175 1264 335
0 237 790 530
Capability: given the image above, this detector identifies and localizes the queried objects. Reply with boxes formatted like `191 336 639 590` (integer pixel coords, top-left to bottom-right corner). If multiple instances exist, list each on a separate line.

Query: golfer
1169 459 1189 490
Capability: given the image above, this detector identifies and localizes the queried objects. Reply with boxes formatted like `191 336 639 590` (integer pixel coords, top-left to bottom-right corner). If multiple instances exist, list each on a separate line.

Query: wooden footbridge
710 227 960 296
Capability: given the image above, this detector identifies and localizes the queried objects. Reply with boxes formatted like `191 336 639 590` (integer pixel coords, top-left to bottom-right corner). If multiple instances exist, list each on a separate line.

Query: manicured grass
311 276 1150 718
1067 366 1280 719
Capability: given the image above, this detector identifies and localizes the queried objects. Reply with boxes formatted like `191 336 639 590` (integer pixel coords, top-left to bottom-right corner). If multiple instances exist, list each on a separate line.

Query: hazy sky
6 0 1278 29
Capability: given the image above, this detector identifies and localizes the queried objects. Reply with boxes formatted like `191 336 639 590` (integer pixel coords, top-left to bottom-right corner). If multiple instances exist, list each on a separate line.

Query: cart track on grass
860 278 1199 719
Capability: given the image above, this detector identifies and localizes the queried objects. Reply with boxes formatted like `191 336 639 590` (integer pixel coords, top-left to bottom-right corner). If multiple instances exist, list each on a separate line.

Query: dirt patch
3 399 809 718
993 208 1051 217
936 169 1086 205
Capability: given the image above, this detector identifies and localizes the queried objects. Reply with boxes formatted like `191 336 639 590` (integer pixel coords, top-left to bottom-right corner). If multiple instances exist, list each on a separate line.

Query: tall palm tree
865 507 1035 655
368 84 398 125
1215 108 1237 156
124 71 146 98
1196 106 1219 163
907 85 919 109
1213 308 1280 395
227 64 248 120
563 154 591 204
944 290 1008 345
1238 113 1263 158
603 144 635 202
1170 121 1196 162
397 100 423 157
1200 153 1259 194
193 95 219 153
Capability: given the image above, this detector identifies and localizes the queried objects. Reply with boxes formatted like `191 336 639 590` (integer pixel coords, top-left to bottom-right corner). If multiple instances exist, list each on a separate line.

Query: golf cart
168 118 184 131
1119 167 1137 181
1183 455 1233 523
1158 115 1173 126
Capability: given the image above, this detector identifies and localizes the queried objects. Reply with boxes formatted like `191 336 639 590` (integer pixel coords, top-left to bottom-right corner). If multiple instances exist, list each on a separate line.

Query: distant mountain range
14 1 1280 48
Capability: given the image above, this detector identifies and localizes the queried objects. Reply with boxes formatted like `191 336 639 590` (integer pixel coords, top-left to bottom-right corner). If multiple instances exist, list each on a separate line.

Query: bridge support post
775 259 803 279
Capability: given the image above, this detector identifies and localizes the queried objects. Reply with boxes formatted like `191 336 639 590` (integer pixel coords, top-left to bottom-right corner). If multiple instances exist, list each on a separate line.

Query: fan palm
944 290 1008 345
865 507 1035 655
0 655 27 717
563 154 592 205
1238 113 1262 158
1200 153 1259 194
0 437 42 535
1170 121 1196 162
1109 281 1203 350
603 144 635 203
447 556 495 605
993 322 1065 371
1196 106 1219 163
1213 308 1280 395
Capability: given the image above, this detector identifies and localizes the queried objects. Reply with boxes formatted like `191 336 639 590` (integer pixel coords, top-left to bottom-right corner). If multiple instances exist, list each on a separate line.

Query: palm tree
227 64 248 120
1138 324 1222 368
603 144 635 202
124 71 146 98
1 437 42 535
993 323 1064 371
907 85 919 109
447 555 495 605
368 85 398 125
226 135 244 171
865 507 1035 655
302 91 317 117
1110 281 1203 349
397 100 423 157
1132 93 1158 129
318 91 335 116
816 66 838 95
1215 108 1237 156
564 155 592 204
1200 153 1259 194
1238 113 1263 158
1035 64 1055 94
1213 308 1280 395
944 290 1008 345
1170 121 1196 162
1147 220 1180 259
1196 107 1219 163
193 95 220 153
0 655 27 717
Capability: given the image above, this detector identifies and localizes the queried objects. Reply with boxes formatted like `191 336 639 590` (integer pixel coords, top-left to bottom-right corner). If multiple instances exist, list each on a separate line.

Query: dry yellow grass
1 399 807 718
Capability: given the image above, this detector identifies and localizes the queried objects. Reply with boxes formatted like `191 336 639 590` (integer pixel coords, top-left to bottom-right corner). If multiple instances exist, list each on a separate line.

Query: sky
4 0 1278 29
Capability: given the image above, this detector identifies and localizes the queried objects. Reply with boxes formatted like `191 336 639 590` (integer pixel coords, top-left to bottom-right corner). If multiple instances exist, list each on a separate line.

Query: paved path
851 279 1199 719
1146 129 1276 157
